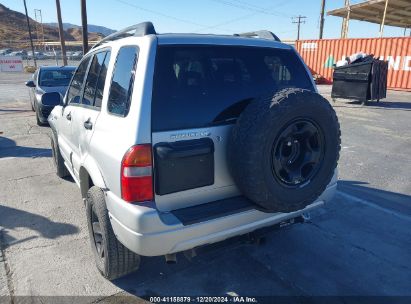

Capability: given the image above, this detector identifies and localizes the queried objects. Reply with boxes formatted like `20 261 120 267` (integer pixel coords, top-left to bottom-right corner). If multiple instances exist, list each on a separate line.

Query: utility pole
341 0 350 38
319 0 326 39
55 0 67 65
23 0 37 68
34 9 45 51
379 0 389 37
292 15 307 41
80 0 89 54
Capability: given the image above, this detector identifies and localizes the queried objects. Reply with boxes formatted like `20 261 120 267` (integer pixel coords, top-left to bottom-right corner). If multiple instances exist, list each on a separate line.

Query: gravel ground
0 72 410 302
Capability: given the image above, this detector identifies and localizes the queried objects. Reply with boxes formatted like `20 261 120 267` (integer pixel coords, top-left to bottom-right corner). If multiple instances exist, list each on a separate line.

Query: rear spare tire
228 88 340 213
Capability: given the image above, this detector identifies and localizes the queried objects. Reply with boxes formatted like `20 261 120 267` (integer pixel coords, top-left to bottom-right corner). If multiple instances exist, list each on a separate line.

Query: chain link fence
1 40 86 71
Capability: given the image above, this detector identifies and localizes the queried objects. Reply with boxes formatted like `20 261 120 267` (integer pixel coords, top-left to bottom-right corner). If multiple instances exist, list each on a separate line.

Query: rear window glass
152 45 314 132
39 69 74 87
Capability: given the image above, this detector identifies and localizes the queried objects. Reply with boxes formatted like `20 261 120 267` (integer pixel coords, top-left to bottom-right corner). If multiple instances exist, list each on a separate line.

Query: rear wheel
86 186 140 280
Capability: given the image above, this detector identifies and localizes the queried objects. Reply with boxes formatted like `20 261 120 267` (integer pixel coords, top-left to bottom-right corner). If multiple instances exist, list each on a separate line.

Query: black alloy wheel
271 118 325 188
91 205 105 262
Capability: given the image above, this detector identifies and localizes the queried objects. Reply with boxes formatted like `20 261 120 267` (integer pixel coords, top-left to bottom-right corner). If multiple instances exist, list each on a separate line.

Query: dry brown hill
0 3 104 49
67 27 105 41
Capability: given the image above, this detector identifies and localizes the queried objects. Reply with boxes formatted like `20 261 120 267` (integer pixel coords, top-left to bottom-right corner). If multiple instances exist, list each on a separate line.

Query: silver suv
48 22 340 280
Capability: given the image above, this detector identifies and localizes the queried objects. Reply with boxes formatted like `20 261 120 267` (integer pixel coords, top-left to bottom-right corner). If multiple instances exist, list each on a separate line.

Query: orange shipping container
295 37 411 91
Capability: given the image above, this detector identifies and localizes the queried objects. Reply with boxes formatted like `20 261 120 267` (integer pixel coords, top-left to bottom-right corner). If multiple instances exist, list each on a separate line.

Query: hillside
0 3 105 49
66 27 105 41
46 22 116 36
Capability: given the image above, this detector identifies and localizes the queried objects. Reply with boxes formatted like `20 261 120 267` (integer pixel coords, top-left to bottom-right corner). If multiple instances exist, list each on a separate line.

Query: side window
66 56 91 105
82 51 111 108
94 51 111 108
265 56 292 84
107 46 139 116
33 70 38 84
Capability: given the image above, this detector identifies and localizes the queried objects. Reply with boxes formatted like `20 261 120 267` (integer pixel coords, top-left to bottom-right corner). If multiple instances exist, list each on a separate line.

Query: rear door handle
84 119 93 130
66 112 72 121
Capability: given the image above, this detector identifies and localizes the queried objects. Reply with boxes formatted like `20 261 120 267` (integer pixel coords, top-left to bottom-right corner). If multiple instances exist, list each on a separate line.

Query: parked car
7 50 27 59
69 51 83 60
44 51 57 58
0 48 13 55
48 22 340 280
25 66 76 125
27 51 47 60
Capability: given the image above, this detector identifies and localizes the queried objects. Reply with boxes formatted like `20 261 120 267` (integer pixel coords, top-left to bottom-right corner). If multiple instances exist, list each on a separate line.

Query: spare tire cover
228 88 340 212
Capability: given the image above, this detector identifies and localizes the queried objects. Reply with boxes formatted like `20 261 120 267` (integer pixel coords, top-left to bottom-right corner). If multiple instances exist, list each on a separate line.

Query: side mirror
41 92 63 106
25 80 36 88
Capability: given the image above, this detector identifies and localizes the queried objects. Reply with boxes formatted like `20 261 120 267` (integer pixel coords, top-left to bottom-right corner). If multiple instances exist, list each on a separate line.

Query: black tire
31 102 35 112
36 109 45 126
51 135 70 178
86 186 140 280
228 88 340 213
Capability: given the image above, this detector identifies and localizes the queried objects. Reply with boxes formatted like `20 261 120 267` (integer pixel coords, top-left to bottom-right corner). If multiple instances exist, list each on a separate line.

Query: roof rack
234 30 281 42
91 22 156 50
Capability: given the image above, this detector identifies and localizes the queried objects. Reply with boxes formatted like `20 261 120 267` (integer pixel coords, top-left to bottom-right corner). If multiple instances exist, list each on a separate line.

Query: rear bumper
107 178 337 257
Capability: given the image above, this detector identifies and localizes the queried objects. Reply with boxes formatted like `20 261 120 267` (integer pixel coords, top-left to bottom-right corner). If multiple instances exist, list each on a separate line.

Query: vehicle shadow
109 180 411 297
332 100 411 111
0 204 79 249
113 238 263 297
337 180 411 216
0 108 32 113
0 136 51 158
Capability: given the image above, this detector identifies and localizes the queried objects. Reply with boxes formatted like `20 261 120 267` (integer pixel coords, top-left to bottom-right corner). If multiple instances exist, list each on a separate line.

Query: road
0 72 410 302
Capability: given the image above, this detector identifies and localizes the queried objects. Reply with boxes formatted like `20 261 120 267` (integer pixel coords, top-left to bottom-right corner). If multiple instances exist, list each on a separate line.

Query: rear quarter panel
89 35 158 197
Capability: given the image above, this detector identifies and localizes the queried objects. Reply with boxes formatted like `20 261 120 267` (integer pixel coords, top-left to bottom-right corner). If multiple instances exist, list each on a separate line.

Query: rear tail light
121 144 153 203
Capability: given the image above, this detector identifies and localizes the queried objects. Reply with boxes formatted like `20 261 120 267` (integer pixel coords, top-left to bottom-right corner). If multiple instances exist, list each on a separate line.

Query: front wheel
86 186 140 280
51 136 69 178
36 109 46 126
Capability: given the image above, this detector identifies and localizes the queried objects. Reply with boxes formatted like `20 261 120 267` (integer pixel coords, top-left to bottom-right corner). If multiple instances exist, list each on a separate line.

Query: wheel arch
79 157 107 199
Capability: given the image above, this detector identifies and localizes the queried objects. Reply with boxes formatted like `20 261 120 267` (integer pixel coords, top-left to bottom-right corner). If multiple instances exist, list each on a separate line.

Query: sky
2 0 408 40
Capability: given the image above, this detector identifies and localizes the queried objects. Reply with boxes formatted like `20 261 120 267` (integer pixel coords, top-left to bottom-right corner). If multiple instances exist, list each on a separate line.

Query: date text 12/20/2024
149 297 258 303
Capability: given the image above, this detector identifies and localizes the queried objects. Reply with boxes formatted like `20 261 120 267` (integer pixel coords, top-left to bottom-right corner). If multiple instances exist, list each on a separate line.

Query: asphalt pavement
0 71 410 302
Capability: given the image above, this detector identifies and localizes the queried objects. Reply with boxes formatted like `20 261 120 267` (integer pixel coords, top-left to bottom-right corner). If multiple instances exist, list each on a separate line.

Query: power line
195 2 289 34
210 0 290 18
233 0 269 10
195 11 261 33
195 0 291 33
292 15 306 40
196 1 287 33
116 0 291 36
115 0 233 33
